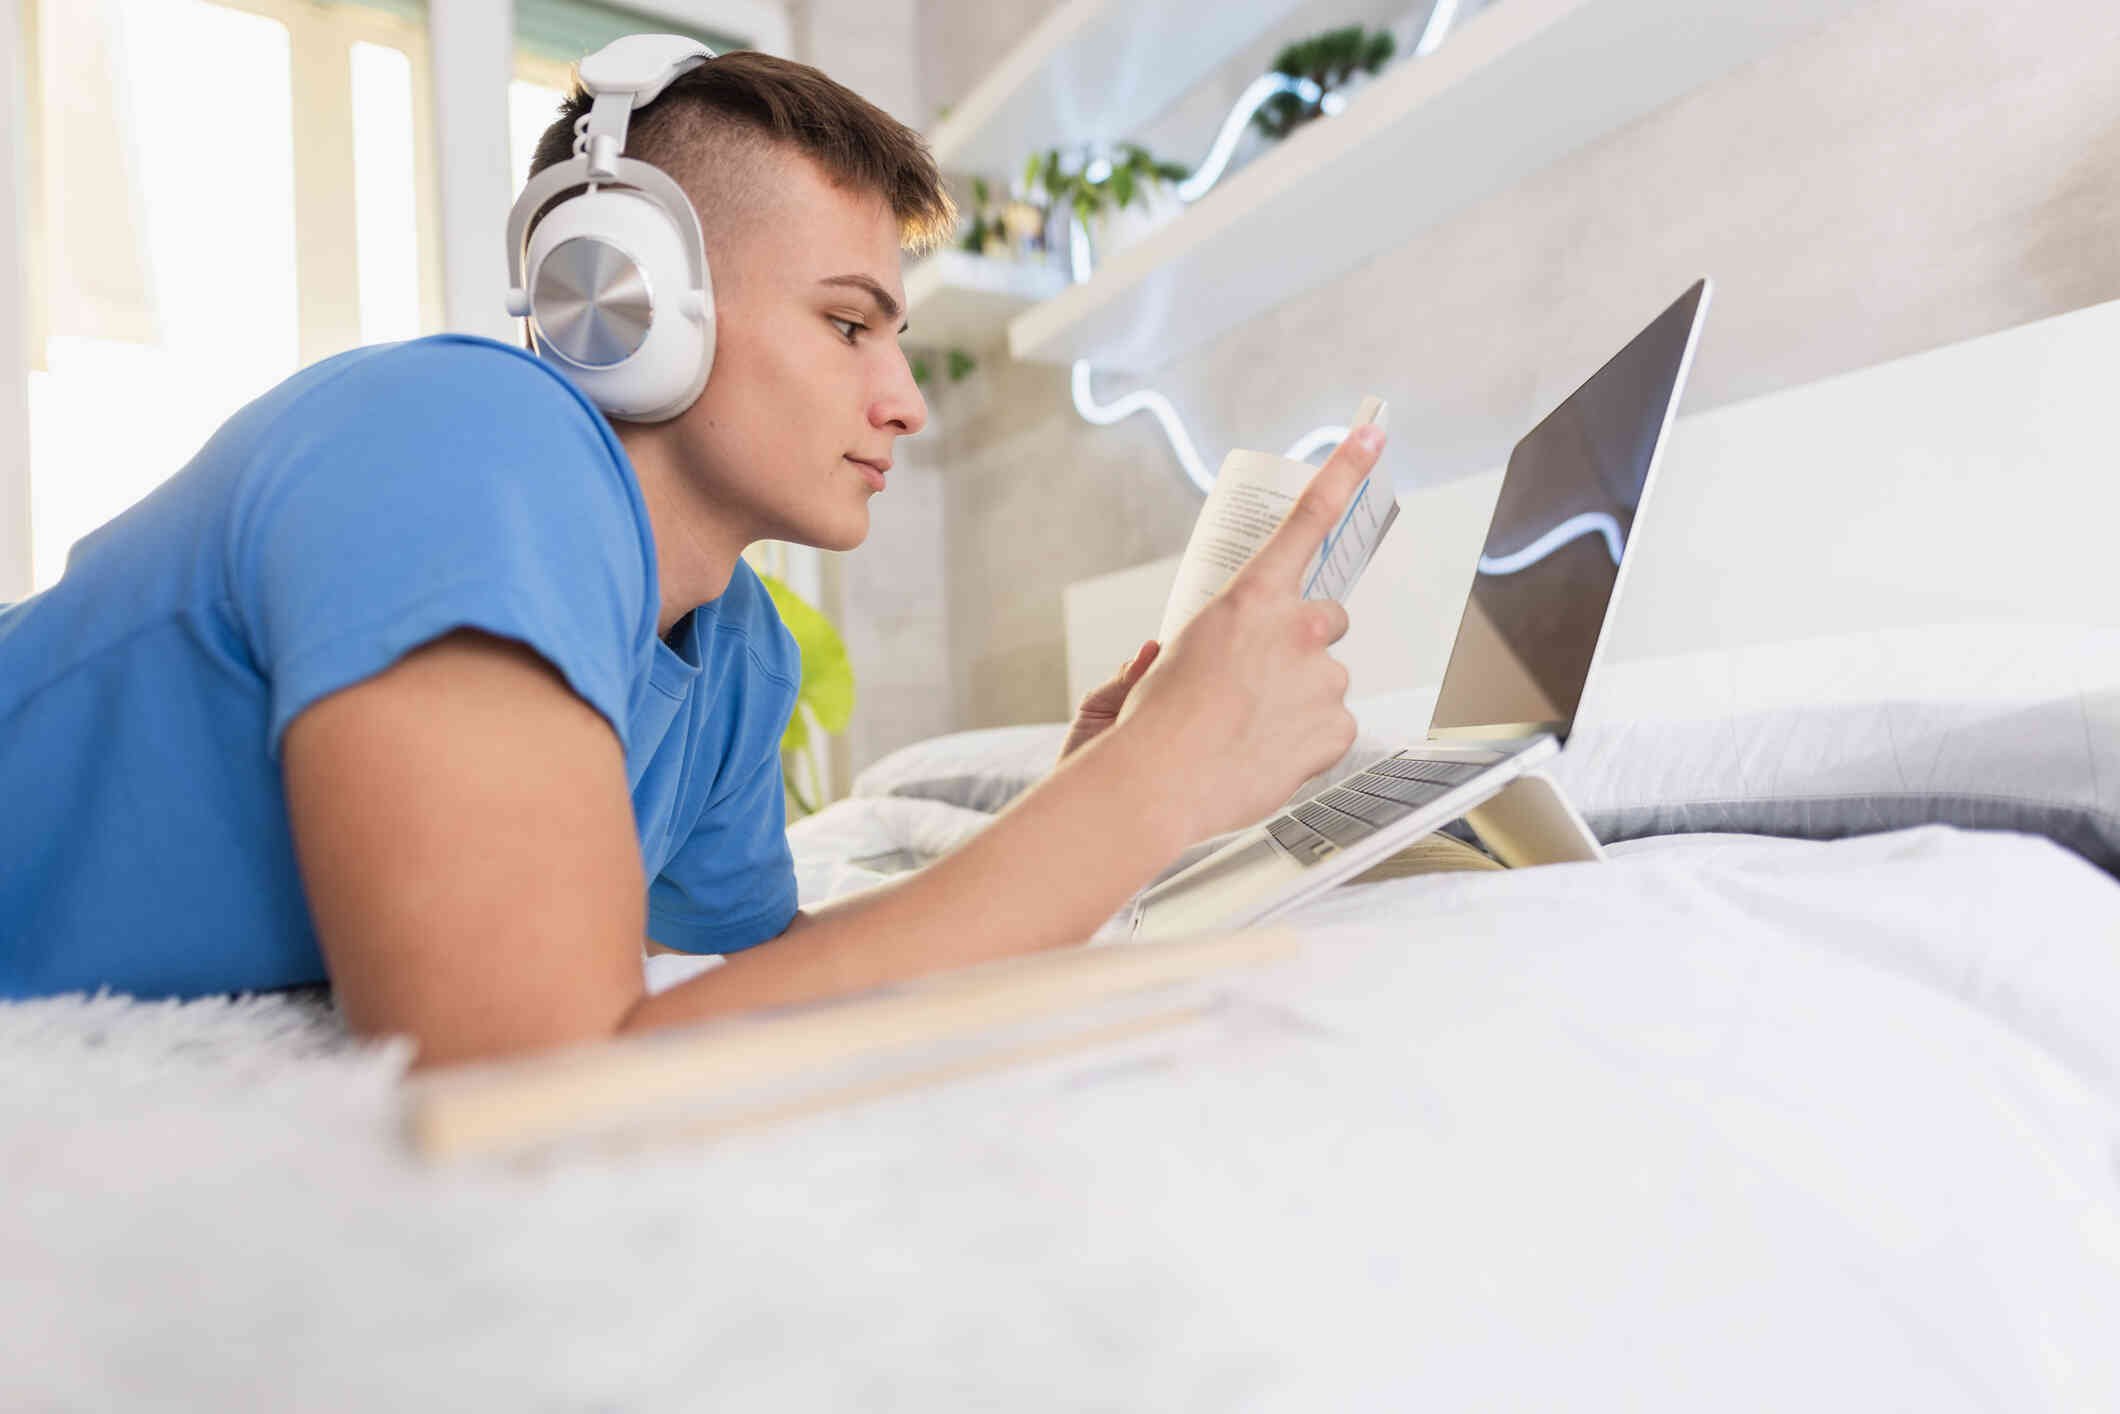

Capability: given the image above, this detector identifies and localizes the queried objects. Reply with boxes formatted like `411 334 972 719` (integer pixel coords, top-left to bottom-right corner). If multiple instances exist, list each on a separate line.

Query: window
22 0 777 590
507 1 748 195
25 0 437 589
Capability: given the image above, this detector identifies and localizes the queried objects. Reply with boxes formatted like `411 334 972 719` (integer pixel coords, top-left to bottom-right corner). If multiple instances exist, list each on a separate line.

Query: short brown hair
525 49 955 254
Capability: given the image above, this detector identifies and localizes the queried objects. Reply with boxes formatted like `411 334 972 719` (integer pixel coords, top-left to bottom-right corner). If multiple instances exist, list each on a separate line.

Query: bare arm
625 712 1191 1031
282 631 649 1067
625 424 1380 1032
287 427 1382 1065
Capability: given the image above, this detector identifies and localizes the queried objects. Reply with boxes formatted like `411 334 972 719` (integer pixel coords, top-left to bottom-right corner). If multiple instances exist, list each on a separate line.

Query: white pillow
849 724 1066 813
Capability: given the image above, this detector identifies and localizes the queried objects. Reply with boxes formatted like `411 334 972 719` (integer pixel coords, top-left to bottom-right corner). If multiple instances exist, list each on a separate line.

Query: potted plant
1023 142 1190 274
958 175 1049 261
1252 25 1395 142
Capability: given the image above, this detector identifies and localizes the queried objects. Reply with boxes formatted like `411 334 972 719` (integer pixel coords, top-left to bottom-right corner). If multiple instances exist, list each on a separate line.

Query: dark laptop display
1430 281 1706 740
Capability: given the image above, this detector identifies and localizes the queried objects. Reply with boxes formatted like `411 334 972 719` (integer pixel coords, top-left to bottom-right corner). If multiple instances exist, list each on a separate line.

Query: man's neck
615 421 749 640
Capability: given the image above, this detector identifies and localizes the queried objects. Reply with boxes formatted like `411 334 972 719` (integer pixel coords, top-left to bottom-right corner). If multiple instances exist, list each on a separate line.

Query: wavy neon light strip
1071 362 1357 494
1069 360 1213 490
1413 0 1464 57
1067 3 1468 493
1175 72 1320 203
1477 510 1624 576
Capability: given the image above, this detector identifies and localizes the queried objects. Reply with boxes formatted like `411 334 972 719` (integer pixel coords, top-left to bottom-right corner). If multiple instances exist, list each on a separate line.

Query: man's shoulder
248 335 638 515
224 336 657 647
292 334 606 430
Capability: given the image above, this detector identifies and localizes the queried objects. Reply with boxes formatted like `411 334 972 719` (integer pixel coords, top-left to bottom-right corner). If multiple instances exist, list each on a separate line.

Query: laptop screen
1430 280 1708 741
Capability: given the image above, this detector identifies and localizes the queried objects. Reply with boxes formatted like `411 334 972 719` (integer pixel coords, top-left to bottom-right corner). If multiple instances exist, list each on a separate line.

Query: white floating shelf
927 0 1316 179
903 250 1071 351
1008 0 1858 373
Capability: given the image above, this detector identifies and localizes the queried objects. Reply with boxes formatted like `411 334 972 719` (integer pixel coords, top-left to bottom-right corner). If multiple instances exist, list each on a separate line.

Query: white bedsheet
10 812 2120 1409
730 814 2120 1408
678 798 2120 1406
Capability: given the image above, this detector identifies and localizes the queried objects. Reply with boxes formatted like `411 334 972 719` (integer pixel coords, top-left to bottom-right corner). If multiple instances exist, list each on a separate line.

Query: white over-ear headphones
505 34 717 423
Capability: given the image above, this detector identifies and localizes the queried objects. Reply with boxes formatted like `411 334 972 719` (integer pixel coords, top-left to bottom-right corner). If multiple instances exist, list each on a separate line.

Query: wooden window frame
209 0 446 362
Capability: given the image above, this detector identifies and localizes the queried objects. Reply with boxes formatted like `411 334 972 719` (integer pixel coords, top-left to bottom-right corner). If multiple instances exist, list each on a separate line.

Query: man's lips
846 455 889 490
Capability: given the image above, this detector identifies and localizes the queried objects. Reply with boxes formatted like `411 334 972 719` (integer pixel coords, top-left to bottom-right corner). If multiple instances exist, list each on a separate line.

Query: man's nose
875 349 928 437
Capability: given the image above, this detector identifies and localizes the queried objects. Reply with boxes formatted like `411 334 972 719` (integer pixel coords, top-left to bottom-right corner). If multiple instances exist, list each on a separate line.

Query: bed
7 304 2120 1407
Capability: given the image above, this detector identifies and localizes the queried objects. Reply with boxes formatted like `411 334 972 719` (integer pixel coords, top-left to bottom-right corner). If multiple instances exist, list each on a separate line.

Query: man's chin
783 508 869 555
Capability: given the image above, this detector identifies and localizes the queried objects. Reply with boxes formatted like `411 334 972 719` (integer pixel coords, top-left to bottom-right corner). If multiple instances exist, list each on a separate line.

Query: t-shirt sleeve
646 576 801 954
230 340 653 755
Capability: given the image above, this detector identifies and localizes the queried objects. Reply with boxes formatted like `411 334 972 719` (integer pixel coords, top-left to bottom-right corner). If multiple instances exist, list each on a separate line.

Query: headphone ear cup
524 188 713 422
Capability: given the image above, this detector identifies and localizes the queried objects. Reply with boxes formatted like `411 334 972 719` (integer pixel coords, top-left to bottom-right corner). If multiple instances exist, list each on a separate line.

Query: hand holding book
1157 398 1399 644
1109 413 1387 845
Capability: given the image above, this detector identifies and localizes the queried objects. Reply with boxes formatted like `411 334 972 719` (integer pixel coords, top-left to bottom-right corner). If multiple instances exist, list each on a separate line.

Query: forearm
619 721 1192 1034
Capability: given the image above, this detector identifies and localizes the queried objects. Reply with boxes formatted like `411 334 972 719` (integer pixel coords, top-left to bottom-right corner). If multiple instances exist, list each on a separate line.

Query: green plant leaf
1111 164 1134 208
911 353 932 385
947 348 976 381
758 572 855 740
972 174 990 204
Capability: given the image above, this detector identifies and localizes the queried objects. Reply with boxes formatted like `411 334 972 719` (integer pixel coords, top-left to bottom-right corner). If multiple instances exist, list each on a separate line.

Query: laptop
1131 279 1711 941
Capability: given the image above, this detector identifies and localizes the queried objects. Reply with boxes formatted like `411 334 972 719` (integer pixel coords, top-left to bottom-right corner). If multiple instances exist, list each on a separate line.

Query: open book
1157 397 1404 644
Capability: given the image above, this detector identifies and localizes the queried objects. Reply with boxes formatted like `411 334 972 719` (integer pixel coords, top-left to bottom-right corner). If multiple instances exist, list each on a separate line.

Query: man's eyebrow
818 274 907 331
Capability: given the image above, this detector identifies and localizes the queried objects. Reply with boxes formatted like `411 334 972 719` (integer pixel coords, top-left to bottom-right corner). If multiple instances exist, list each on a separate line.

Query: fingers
1306 600 1350 647
1239 423 1385 591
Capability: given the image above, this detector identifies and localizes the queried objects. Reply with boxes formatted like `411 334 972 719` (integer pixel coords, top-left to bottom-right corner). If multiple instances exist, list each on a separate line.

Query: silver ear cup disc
530 236 654 368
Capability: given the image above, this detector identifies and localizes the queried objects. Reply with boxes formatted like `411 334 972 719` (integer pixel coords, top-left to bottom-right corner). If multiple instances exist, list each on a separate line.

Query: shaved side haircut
524 48 956 257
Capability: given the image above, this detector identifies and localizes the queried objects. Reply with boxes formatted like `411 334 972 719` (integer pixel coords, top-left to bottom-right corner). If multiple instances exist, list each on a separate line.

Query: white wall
787 0 950 782
1068 292 2120 714
923 0 2120 727
792 0 920 124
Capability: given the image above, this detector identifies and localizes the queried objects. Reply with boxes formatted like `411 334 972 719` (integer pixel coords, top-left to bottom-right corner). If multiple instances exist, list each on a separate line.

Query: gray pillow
848 625 2120 875
1547 697 2120 874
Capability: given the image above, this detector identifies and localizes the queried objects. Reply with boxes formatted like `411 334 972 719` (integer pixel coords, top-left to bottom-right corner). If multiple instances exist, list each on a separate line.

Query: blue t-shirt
0 334 801 1000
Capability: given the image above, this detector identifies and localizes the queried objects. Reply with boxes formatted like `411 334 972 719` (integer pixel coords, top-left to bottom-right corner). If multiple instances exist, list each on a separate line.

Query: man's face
669 150 928 553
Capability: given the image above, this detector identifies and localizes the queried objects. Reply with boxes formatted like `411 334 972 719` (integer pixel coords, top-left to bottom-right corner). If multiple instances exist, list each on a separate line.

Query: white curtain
35 0 159 355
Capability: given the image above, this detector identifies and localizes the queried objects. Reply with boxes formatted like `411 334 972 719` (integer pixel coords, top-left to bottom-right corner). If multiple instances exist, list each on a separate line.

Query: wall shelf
903 250 1071 352
926 0 1316 180
1006 0 1859 373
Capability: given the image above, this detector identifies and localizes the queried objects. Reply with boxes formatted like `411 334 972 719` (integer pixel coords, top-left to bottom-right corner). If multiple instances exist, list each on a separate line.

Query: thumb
1121 639 1160 684
1079 641 1159 716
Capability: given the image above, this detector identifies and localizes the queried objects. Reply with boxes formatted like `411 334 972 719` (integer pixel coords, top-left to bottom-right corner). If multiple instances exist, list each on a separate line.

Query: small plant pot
1087 179 1185 266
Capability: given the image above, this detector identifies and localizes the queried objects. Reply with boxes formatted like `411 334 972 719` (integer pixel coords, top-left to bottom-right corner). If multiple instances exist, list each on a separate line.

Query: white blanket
7 816 2119 1409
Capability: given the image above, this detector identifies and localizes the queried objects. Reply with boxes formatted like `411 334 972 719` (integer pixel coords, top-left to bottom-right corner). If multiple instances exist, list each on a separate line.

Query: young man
0 49 1381 1065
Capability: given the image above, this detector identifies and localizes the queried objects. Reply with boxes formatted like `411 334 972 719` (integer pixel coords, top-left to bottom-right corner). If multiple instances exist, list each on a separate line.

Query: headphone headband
577 34 713 106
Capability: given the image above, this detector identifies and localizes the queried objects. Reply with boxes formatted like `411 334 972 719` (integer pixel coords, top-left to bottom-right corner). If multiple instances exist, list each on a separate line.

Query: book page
1300 475 1400 604
1158 448 1399 645
1157 450 1313 644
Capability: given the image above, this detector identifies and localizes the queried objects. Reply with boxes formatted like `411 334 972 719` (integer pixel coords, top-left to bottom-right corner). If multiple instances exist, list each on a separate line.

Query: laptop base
1460 771 1605 869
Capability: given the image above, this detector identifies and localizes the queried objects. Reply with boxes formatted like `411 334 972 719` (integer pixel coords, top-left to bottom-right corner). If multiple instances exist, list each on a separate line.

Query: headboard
1066 293 2120 709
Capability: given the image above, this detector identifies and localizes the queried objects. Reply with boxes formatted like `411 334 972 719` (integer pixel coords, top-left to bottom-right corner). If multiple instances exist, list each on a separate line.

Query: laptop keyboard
1266 755 1488 866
